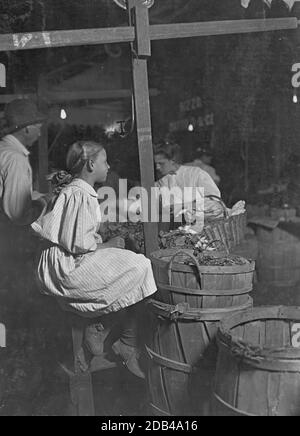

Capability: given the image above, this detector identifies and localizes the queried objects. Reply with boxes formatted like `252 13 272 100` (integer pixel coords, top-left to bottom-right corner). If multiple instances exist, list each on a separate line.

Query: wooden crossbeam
0 18 297 52
42 88 160 102
0 93 36 104
0 27 134 52
150 17 299 40
0 89 160 105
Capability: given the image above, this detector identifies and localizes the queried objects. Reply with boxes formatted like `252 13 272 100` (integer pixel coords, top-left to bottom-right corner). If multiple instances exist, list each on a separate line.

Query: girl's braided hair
50 140 105 195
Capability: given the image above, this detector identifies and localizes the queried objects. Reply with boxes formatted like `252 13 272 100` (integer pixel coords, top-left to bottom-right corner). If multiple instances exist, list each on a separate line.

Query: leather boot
112 339 145 379
112 304 146 379
84 322 110 356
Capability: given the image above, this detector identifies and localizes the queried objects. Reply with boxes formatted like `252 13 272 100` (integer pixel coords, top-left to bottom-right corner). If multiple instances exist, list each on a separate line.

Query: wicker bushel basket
202 196 247 252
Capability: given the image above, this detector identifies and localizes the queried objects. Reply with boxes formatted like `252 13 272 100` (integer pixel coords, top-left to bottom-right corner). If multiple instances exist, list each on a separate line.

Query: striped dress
31 178 157 317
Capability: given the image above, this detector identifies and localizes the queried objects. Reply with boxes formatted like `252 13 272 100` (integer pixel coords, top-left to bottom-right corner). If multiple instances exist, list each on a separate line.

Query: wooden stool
38 292 118 416
35 261 118 415
62 311 117 416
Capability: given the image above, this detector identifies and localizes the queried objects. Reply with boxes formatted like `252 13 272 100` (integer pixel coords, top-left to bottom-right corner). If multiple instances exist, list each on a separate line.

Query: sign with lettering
179 97 203 113
169 95 214 133
169 113 214 133
291 323 300 348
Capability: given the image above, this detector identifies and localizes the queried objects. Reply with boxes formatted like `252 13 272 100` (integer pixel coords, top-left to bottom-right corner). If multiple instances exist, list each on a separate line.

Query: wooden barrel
150 249 255 308
231 234 258 286
213 306 300 416
146 295 253 416
256 223 300 286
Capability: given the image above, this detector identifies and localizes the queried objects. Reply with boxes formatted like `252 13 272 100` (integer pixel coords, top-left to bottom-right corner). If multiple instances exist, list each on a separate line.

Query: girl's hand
108 236 125 249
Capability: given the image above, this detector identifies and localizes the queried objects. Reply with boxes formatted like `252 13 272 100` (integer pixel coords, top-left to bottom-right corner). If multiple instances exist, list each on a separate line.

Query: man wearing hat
0 98 47 225
0 99 48 265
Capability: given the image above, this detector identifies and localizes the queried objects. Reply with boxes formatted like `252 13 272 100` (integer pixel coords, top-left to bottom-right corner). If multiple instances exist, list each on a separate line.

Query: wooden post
38 122 49 193
244 140 249 194
129 1 158 256
274 94 282 182
38 76 49 193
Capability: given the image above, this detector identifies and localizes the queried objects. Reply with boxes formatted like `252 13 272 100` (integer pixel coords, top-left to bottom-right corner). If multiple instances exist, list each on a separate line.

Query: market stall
0 0 298 255
1 0 300 418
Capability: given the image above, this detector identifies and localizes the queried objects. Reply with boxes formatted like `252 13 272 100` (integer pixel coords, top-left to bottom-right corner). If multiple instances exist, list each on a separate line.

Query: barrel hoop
151 249 256 274
219 306 300 335
145 345 196 374
147 297 253 322
212 392 256 417
157 282 253 297
218 306 300 364
168 261 256 275
218 339 300 372
149 403 171 417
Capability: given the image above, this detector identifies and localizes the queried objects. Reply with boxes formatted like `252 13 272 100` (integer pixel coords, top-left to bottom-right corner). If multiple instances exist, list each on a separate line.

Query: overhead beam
0 27 135 52
0 89 160 104
0 93 36 104
42 88 160 102
150 17 299 40
0 18 297 52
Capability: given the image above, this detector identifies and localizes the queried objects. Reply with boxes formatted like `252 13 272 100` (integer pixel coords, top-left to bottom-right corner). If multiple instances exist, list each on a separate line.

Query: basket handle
168 249 202 286
205 195 229 219
205 239 229 256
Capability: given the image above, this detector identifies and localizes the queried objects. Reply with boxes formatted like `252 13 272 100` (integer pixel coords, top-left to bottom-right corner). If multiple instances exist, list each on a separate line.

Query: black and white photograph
0 0 300 419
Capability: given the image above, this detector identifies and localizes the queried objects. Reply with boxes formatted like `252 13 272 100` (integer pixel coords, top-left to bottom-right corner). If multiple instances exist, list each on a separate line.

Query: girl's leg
84 311 125 356
113 301 148 379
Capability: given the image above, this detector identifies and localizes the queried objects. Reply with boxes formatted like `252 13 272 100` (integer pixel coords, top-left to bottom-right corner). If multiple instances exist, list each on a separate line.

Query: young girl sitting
32 140 157 378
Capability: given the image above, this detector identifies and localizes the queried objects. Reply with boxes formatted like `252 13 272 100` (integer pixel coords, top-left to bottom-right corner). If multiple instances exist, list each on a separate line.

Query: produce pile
99 199 247 254
159 229 220 252
101 223 228 255
101 222 145 253
191 253 250 266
